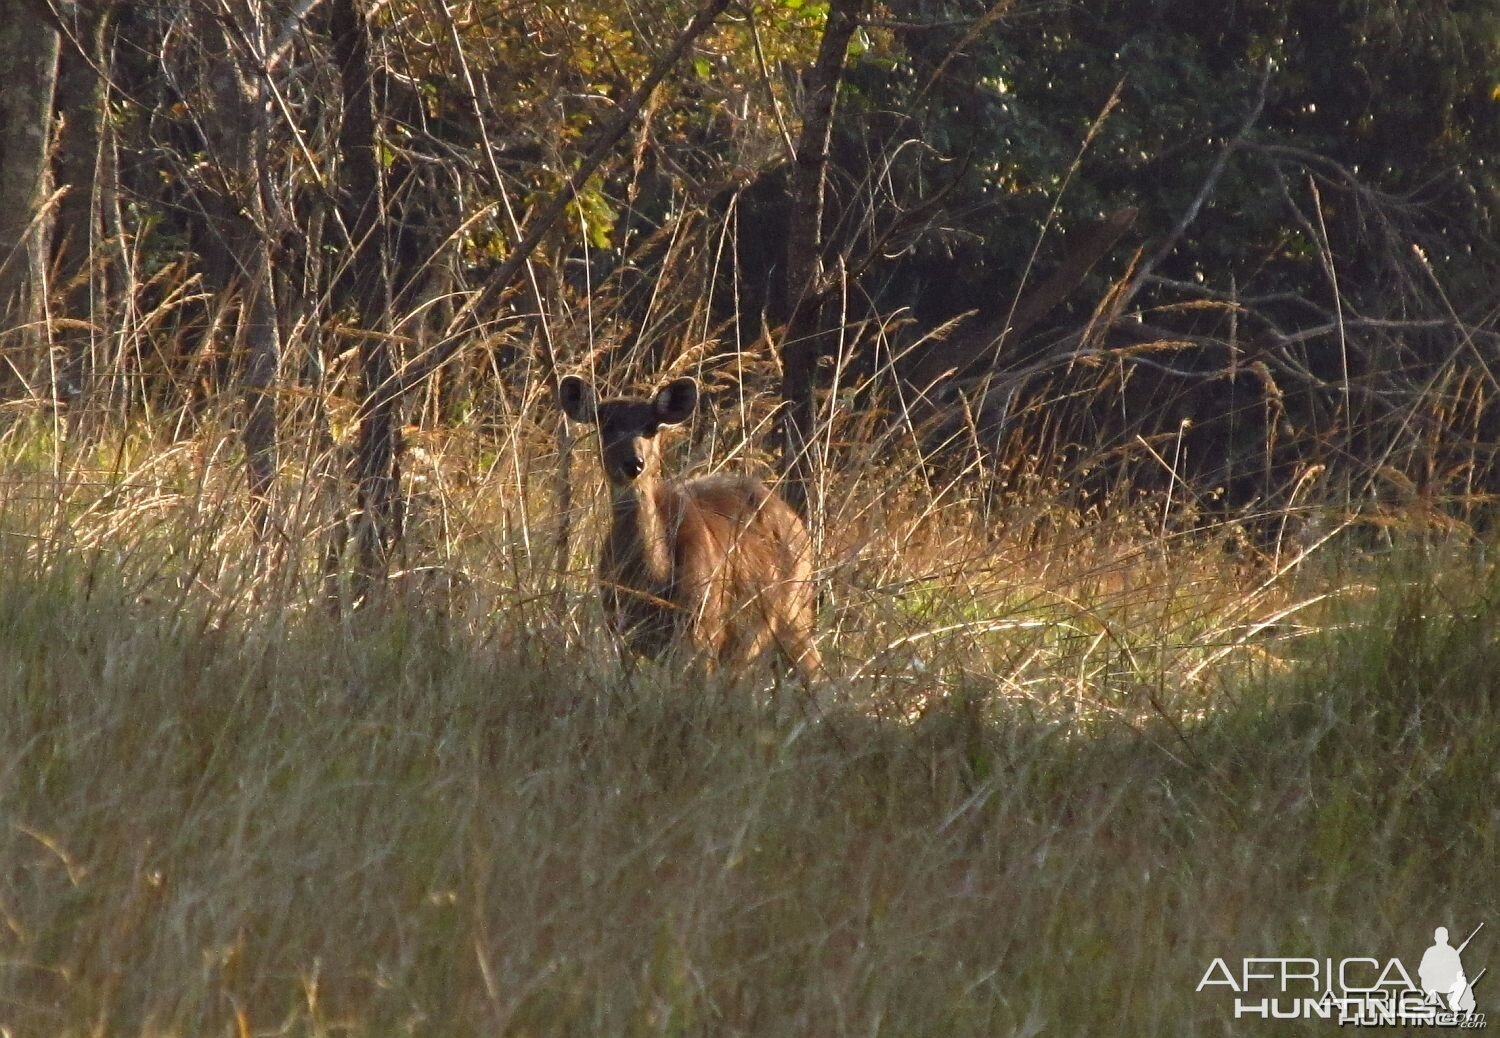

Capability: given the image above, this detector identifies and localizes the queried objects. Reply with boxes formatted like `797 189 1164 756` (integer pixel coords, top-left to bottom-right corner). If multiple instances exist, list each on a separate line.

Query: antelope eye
642 421 661 438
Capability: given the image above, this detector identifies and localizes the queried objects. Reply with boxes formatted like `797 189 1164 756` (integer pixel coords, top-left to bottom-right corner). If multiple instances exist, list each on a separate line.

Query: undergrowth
0 420 1495 1036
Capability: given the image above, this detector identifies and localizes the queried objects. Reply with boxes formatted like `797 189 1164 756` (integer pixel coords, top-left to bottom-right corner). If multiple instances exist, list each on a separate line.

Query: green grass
1 499 1496 1035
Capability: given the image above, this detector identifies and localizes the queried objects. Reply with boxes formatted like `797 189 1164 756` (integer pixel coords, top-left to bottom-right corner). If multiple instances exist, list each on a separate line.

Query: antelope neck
611 475 673 584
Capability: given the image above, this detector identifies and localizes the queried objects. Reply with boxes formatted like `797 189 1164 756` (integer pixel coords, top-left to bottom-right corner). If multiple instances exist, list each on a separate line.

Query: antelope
558 375 822 684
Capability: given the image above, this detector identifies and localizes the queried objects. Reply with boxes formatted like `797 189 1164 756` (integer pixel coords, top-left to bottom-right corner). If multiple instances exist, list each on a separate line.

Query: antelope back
656 473 821 682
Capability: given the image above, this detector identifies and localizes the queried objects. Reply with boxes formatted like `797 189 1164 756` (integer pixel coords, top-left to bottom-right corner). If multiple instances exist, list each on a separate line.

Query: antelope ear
653 377 699 426
558 376 597 423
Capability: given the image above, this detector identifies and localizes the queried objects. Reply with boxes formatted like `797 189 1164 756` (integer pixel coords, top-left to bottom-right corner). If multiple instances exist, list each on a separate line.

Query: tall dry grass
0 390 1495 1035
3 92 1496 1031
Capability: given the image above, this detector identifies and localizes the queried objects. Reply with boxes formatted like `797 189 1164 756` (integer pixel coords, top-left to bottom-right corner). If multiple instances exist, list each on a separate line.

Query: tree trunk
778 0 867 521
51 3 112 416
330 0 402 603
0 3 60 400
195 2 281 533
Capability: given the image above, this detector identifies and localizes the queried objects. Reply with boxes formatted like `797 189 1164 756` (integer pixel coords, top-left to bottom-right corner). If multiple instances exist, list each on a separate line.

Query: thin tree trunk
330 0 401 603
778 0 867 520
51 3 112 418
196 2 281 533
0 3 60 400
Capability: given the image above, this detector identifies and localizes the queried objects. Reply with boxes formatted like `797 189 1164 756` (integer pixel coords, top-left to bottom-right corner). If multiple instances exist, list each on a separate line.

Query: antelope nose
623 456 645 479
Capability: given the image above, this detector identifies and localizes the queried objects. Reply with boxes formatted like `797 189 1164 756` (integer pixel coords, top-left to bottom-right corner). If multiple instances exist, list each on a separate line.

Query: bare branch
1113 60 1272 316
392 0 735 398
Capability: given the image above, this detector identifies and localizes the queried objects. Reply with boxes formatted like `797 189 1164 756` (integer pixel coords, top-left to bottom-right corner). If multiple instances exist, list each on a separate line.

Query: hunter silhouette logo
1198 922 1487 1026
1422 927 1481 1017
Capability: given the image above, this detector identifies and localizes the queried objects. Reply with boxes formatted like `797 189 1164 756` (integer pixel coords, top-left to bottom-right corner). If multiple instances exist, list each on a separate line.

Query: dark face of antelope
557 376 699 488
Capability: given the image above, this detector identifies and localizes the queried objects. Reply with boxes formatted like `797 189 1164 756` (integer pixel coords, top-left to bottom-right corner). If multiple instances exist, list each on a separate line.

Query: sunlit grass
0 417 1495 1035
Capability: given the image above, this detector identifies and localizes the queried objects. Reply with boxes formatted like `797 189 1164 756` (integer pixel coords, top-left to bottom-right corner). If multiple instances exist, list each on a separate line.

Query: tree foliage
842 0 1499 323
0 0 1496 558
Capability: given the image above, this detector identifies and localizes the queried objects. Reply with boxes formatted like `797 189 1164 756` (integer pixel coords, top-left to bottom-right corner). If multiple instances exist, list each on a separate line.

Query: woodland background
1 2 1498 1035
2 0 1497 576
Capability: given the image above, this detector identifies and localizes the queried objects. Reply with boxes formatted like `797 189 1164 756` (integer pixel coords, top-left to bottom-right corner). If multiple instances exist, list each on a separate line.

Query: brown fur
559 376 821 683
